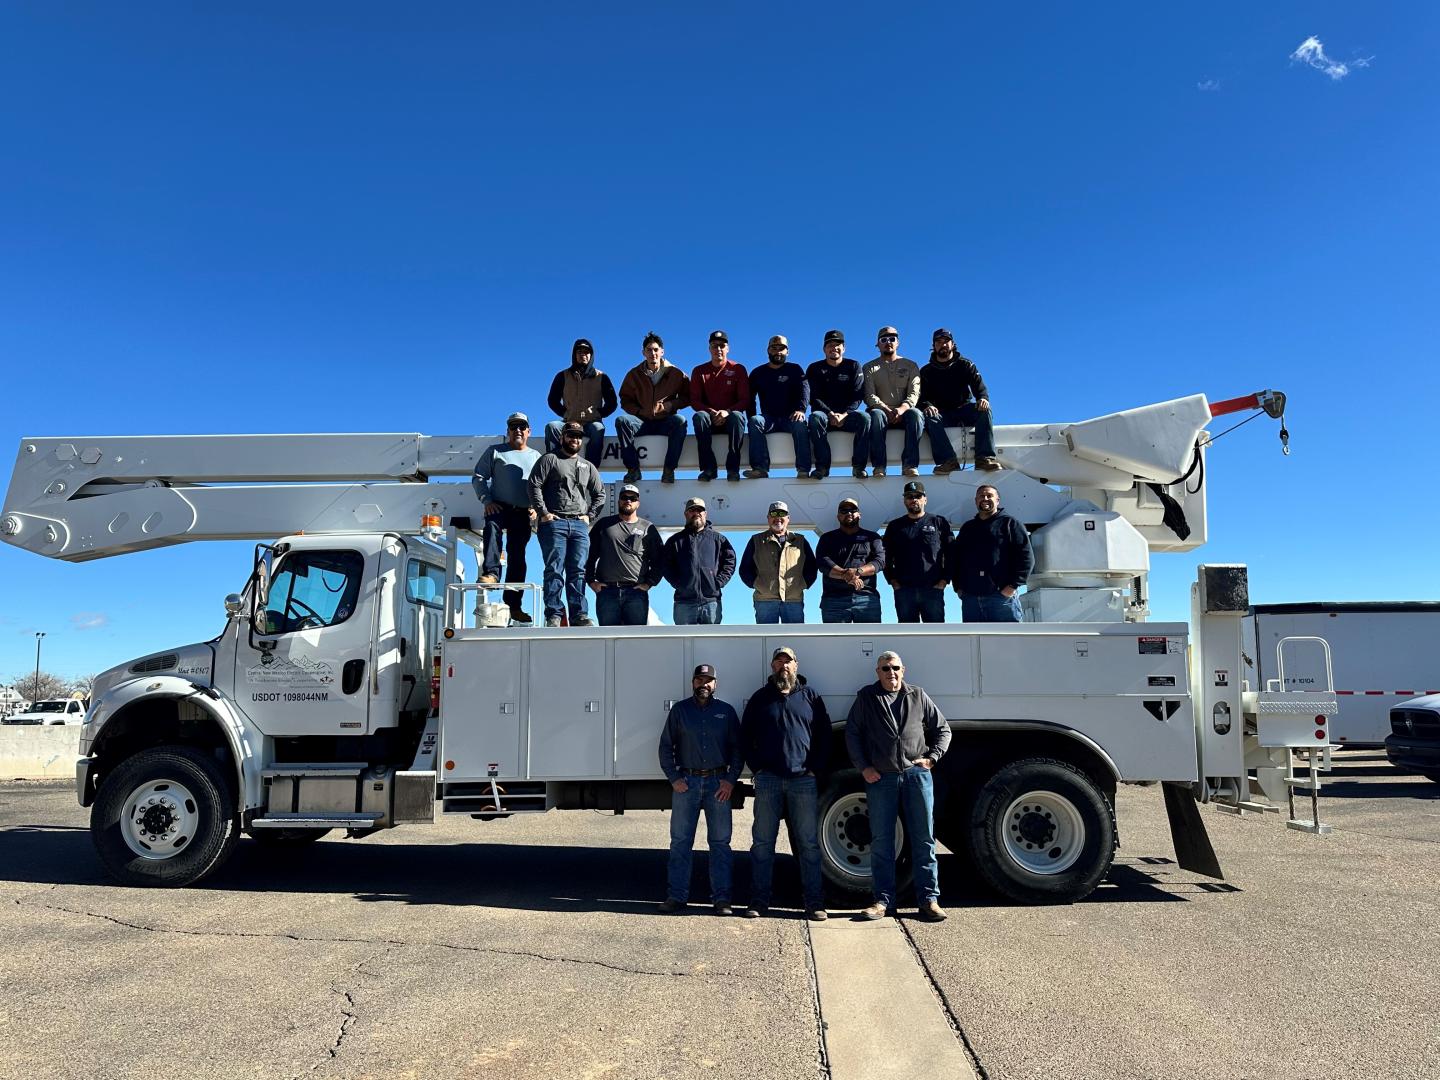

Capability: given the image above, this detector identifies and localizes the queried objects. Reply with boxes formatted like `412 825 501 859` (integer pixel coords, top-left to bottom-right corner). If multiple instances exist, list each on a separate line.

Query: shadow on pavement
1322 779 1440 800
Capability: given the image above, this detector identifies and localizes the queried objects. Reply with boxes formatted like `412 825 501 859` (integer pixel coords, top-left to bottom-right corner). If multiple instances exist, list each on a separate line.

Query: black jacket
845 681 951 774
882 512 954 588
919 355 989 411
949 510 1033 597
805 357 866 415
815 527 886 598
662 523 736 604
741 677 831 779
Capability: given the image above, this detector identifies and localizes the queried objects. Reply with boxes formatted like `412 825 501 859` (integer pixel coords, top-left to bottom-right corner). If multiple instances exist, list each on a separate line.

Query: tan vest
560 367 606 423
749 531 809 602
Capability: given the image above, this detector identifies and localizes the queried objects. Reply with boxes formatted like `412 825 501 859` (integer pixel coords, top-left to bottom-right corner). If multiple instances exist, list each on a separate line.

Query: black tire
970 757 1116 904
91 746 239 887
246 827 333 844
817 768 912 900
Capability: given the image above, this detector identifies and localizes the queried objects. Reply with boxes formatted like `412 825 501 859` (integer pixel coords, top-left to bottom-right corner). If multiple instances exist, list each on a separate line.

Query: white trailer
1244 602 1440 745
1 388 1333 903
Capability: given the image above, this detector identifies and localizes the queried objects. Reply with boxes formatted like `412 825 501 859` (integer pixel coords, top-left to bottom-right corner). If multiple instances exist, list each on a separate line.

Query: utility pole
34 631 45 704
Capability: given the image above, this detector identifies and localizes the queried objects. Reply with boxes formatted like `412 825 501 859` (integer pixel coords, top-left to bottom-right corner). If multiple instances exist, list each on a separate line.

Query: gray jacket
845 681 951 774
527 451 604 519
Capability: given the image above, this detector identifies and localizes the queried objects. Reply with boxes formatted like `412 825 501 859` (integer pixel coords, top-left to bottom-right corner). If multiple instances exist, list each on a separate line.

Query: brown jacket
619 361 691 419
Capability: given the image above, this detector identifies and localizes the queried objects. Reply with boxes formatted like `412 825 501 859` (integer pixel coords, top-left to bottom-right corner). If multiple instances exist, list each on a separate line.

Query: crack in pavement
898 919 989 1080
12 897 757 981
800 920 831 1080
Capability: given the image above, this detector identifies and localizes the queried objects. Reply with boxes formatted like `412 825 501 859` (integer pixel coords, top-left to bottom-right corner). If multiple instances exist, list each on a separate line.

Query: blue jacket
749 361 810 418
741 677 831 779
663 523 737 604
471 443 541 507
658 695 743 783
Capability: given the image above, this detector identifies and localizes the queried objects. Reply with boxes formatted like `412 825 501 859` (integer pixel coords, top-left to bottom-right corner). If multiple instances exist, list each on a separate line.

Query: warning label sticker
1138 637 1168 655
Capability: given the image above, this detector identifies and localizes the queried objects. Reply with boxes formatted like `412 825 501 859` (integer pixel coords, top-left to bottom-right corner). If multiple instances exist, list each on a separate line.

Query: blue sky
2 3 1437 681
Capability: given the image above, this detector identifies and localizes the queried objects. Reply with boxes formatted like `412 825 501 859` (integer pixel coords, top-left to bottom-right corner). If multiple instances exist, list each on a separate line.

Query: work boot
623 468 642 484
852 467 867 479
810 468 829 479
934 458 960 475
697 469 717 482
743 468 768 479
659 898 685 914
478 574 499 584
873 468 887 478
902 467 920 477
859 901 888 921
508 609 532 625
571 614 594 627
713 902 734 917
544 615 562 628
743 906 765 920
660 469 676 485
726 471 740 482
808 909 829 923
975 456 1002 471
919 901 948 922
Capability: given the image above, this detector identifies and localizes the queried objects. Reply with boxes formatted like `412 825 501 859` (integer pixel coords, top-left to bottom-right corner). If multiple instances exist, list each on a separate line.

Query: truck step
441 780 549 815
1285 819 1334 835
250 813 384 829
261 763 368 777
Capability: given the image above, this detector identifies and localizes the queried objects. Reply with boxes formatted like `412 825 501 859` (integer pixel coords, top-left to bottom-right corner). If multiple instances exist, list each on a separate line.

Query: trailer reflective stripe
1332 689 1440 696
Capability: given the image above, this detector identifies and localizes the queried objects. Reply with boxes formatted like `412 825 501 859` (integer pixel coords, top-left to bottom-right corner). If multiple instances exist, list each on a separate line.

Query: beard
694 685 713 703
773 670 798 694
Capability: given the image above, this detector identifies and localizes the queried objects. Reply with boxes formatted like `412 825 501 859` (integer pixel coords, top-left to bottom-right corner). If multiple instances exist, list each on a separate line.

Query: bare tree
69 673 99 697
7 671 70 703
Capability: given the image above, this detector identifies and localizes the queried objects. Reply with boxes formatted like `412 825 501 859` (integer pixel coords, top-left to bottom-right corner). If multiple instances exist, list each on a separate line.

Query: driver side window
262 550 365 635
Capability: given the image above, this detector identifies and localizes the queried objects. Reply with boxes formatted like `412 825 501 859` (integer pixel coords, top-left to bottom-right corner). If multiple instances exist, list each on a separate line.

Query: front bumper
1384 735 1440 774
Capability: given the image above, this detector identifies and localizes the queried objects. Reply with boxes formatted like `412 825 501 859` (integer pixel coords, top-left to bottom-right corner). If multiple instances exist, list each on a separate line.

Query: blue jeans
673 599 721 625
754 600 805 624
480 505 531 612
615 414 687 472
749 414 811 474
544 419 606 468
923 404 997 463
537 518 589 621
867 407 924 471
809 411 869 472
692 411 746 475
595 585 649 626
962 593 1022 623
667 774 733 903
866 765 939 907
750 773 824 910
820 592 881 623
894 585 946 624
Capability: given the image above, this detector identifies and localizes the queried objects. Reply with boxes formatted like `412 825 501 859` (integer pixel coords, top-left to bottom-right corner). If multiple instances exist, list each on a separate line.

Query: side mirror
225 594 244 616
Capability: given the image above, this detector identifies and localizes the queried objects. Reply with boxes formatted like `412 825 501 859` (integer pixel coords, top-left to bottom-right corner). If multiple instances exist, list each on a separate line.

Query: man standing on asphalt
863 326 924 478
738 500 817 624
806 329 869 479
690 330 750 482
747 334 811 479
846 651 951 922
662 497 736 624
950 484 1033 623
527 422 604 627
616 331 690 485
658 663 743 915
815 497 885 623
882 480 953 624
585 482 664 626
920 328 1001 473
741 646 830 921
471 411 542 624
545 337 618 468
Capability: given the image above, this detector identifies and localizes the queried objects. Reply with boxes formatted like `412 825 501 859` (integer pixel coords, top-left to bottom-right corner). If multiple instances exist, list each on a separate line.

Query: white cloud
71 612 109 631
1290 36 1372 81
1196 79 1220 92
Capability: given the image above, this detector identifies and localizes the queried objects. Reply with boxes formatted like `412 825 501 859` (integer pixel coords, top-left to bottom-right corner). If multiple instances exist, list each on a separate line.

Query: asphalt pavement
0 750 1436 1080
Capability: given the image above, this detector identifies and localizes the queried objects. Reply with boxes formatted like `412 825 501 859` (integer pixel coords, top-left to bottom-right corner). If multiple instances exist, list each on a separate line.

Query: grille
129 653 178 674
1391 709 1440 739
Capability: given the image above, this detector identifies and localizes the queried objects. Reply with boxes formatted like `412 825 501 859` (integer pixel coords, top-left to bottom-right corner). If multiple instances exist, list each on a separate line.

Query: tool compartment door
527 640 608 778
613 638 687 778
440 640 524 780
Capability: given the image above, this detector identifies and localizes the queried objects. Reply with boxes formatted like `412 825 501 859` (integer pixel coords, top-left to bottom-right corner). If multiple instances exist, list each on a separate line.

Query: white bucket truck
0 388 1335 903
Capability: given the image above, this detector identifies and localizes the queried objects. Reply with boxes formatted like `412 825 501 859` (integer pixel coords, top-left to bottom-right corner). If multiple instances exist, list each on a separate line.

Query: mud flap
1162 781 1224 880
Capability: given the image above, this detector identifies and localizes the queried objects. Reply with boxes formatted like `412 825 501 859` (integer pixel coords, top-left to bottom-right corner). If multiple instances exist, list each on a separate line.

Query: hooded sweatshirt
548 339 618 424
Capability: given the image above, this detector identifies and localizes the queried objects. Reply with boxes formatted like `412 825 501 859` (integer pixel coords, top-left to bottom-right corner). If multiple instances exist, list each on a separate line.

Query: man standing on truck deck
472 411 542 624
690 330 750 482
863 326 924 477
741 646 830 921
545 338 618 468
616 331 689 484
585 482 663 626
882 481 952 624
949 483 1033 623
846 650 951 922
920 328 1001 473
806 328 869 479
815 497 885 623
738 501 817 624
528 422 604 627
747 334 812 479
658 663 743 915
662 497 736 625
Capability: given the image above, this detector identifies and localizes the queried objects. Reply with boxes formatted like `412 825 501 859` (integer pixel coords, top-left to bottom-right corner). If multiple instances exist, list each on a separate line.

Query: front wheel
91 746 239 887
970 757 1115 904
817 769 909 899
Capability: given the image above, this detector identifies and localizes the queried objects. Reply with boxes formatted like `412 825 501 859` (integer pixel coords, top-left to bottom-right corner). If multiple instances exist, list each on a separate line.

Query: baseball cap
693 663 716 679
772 646 797 662
903 480 926 496
823 329 845 344
684 497 707 511
619 483 640 497
876 325 899 341
572 337 594 353
768 334 789 348
708 330 728 345
506 411 529 427
838 497 860 511
768 500 789 516
932 328 954 343
561 421 585 436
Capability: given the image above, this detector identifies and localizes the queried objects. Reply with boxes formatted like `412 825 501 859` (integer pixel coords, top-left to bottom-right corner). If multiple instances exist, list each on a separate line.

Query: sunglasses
879 665 903 672
878 334 898 342
619 494 638 502
838 507 859 514
507 423 528 431
904 493 924 499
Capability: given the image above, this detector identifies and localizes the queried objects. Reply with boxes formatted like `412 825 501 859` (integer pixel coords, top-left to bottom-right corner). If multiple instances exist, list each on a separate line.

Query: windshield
29 701 68 713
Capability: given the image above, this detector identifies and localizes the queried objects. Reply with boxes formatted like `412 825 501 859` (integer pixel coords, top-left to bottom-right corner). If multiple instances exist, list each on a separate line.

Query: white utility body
1 387 1332 902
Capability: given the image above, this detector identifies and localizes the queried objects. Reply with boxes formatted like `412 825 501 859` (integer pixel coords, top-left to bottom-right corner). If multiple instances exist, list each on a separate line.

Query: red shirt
690 360 751 414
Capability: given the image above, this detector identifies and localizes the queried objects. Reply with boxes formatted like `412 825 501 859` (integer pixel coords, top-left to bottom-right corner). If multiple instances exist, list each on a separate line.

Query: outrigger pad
1162 781 1225 880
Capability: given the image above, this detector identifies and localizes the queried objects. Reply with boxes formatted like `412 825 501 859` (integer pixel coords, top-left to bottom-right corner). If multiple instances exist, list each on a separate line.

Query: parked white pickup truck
3 698 89 725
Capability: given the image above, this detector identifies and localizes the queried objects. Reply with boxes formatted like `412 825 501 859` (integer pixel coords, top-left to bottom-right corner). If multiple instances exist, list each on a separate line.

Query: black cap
932 328 954 342
573 337 594 355
561 421 585 436
708 330 728 345
823 329 845 344
693 663 716 679
903 480 926 496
